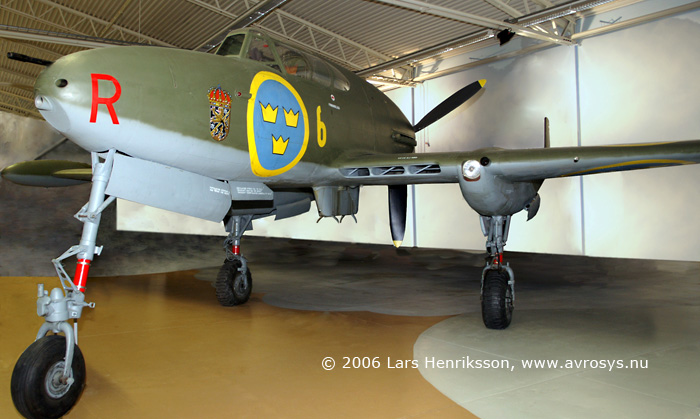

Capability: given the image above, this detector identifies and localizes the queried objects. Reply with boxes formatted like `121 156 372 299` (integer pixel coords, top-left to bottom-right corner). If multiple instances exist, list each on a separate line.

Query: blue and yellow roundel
247 72 309 177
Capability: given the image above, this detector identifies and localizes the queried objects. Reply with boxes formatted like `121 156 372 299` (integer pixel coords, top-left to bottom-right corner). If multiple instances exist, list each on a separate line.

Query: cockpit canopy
216 30 350 92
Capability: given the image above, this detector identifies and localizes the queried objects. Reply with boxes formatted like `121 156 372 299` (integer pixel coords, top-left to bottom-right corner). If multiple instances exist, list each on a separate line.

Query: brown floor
1 271 476 418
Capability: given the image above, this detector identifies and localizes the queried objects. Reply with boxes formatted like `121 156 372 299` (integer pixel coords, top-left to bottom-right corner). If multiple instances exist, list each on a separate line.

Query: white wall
117 6 700 261
578 12 700 260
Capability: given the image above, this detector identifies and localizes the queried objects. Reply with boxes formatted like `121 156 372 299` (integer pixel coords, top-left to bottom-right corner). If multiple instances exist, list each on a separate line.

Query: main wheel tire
216 259 252 306
11 335 86 419
481 270 513 329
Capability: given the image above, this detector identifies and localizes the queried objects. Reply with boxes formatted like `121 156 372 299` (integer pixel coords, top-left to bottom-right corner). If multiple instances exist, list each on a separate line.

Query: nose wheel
11 335 86 419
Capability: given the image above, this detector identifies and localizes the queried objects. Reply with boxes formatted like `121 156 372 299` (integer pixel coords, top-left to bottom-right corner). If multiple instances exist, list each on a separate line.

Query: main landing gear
216 215 253 306
11 150 115 418
480 215 515 329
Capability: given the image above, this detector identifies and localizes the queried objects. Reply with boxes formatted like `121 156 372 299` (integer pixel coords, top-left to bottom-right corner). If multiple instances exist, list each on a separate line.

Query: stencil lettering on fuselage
247 72 309 177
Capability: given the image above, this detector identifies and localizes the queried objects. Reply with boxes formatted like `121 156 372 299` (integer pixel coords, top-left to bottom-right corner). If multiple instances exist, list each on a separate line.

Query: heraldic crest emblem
208 85 231 141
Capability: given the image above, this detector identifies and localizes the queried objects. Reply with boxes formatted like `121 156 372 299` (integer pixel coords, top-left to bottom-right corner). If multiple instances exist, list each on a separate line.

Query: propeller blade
388 185 407 248
413 79 486 133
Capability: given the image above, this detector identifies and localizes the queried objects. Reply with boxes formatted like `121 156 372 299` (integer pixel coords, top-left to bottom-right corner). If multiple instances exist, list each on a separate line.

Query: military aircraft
3 27 700 418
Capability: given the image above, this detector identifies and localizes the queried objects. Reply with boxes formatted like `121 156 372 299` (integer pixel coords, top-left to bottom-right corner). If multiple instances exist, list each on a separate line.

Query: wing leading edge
336 140 700 185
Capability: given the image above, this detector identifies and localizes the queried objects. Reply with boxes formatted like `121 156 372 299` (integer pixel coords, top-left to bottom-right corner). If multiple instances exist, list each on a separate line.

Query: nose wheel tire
481 270 513 329
216 259 252 306
11 334 86 419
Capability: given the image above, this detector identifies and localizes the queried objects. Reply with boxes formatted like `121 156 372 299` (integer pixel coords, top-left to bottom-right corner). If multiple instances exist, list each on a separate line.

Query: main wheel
481 270 513 329
216 259 252 306
11 334 86 419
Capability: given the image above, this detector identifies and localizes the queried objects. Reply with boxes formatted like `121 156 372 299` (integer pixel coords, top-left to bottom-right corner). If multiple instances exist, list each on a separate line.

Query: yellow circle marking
247 71 309 177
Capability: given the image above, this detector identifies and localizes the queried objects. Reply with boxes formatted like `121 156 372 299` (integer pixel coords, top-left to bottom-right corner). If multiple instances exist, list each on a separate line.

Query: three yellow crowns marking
260 102 298 155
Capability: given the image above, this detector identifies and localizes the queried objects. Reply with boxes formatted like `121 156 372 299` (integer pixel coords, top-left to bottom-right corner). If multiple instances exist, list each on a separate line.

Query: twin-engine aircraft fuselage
36 30 414 186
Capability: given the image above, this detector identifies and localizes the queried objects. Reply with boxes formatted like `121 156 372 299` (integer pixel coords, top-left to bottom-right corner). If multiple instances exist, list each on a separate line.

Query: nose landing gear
11 151 114 418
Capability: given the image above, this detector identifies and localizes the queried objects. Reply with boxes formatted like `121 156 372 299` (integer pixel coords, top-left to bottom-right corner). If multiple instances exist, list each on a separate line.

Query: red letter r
90 73 121 124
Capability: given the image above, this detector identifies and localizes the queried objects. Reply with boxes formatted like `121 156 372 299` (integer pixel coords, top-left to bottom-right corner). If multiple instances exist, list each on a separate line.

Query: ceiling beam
33 0 172 45
0 93 40 118
188 0 391 68
0 36 64 58
272 10 393 61
571 0 700 40
0 103 38 117
482 0 576 38
0 82 34 92
100 0 135 38
482 0 523 17
357 30 496 77
401 0 700 84
0 88 34 103
0 64 37 82
190 0 289 51
0 0 174 47
372 0 576 46
363 0 635 79
0 25 135 48
227 0 289 30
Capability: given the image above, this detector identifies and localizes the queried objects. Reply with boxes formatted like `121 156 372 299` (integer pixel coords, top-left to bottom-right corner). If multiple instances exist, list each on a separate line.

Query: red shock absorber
492 253 504 267
73 259 91 292
232 244 240 256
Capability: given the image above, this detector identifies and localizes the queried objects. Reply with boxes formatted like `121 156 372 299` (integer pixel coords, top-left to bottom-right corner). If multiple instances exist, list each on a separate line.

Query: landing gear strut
480 215 515 329
216 215 253 306
11 150 115 418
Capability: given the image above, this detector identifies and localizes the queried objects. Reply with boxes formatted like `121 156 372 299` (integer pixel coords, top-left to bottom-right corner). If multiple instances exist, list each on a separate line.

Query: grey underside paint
105 153 232 222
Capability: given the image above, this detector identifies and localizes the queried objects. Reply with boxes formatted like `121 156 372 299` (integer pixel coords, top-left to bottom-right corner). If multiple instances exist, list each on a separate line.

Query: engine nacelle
458 159 540 216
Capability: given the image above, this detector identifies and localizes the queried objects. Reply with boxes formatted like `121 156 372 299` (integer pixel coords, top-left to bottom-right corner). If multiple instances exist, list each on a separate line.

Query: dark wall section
0 140 224 277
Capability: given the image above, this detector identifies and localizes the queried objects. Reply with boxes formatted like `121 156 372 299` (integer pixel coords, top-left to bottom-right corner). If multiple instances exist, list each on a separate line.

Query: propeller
388 184 407 248
413 79 486 133
387 80 485 246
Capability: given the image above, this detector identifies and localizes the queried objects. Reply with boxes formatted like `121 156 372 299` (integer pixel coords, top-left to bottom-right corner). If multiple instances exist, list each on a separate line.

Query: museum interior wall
0 112 63 173
3 3 699 262
405 6 700 262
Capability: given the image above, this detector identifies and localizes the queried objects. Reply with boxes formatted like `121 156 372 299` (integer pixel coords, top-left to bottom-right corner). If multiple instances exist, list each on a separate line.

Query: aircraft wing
336 140 700 185
1 160 92 187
